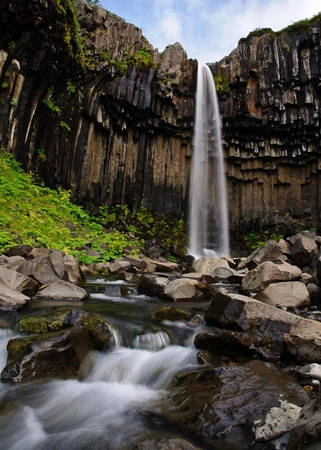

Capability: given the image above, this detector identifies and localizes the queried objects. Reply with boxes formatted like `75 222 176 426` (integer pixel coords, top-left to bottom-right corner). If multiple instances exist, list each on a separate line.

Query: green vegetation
0 151 186 263
282 12 321 34
239 28 275 45
243 229 284 250
213 73 230 93
0 150 142 263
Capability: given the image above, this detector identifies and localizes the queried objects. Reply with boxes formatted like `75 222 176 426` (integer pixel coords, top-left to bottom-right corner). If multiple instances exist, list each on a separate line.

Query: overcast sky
99 0 321 63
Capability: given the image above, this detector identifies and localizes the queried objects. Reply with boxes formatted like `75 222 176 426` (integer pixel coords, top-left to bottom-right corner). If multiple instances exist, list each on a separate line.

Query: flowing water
189 63 230 259
0 279 204 450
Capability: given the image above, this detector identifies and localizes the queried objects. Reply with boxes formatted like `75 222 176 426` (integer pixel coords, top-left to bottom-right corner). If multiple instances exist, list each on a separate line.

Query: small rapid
0 279 201 450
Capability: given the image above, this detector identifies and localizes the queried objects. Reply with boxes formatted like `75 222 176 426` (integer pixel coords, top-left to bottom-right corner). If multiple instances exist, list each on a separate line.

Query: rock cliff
214 18 321 232
0 0 196 215
1 0 321 236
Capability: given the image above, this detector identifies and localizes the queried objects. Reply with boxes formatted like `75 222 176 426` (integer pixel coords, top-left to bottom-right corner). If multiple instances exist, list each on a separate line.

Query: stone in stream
0 266 39 296
36 280 88 301
203 291 321 364
169 360 309 449
0 282 30 309
255 281 310 309
1 311 113 382
191 257 229 276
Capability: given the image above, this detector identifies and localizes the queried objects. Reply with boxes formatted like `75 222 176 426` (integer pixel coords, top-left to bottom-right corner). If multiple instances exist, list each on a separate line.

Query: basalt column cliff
0 0 196 215
214 20 321 232
1 0 321 234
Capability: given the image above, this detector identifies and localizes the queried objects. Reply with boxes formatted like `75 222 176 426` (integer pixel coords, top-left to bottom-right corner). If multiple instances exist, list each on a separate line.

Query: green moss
239 28 275 45
17 312 68 335
213 74 230 93
282 13 321 34
78 314 111 349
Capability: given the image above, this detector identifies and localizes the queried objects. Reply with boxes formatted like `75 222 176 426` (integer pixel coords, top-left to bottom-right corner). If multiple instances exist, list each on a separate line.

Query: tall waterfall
189 63 230 258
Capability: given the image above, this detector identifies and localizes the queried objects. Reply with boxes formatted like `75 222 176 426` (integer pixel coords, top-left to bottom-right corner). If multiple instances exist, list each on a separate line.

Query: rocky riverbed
1 232 321 448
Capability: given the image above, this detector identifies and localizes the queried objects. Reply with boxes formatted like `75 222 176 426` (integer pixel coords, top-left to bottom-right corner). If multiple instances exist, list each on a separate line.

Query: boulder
151 306 190 322
241 260 302 292
192 257 229 275
163 278 203 301
135 439 202 450
145 258 180 273
36 280 88 301
137 275 169 297
278 238 292 257
205 291 321 363
63 255 84 283
245 239 286 269
1 312 112 382
5 244 33 257
6 255 25 271
169 360 308 449
291 235 318 267
0 266 39 296
18 253 62 284
108 259 132 274
0 282 30 309
307 282 321 304
255 281 310 309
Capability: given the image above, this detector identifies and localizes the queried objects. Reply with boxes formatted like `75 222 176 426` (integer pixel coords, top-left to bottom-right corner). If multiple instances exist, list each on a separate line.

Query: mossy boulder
2 310 113 382
151 306 190 322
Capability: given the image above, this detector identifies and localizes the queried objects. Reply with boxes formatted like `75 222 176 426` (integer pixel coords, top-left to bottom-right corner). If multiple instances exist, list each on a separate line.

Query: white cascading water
189 63 230 258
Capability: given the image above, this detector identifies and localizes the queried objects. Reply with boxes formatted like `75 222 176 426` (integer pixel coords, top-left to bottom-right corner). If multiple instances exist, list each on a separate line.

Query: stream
0 278 207 450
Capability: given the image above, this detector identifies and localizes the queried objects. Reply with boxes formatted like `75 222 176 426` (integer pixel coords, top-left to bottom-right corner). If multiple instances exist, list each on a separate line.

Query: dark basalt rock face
0 0 196 216
1 1 321 234
214 22 321 232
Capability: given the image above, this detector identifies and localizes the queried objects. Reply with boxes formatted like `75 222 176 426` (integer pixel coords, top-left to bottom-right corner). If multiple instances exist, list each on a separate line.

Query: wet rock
1 313 112 382
36 280 89 301
241 260 302 293
298 363 321 381
192 257 229 276
137 275 169 297
0 282 30 309
0 266 39 296
135 438 202 450
17 311 69 334
169 360 308 449
151 306 190 322
291 235 318 268
255 281 310 309
253 399 302 442
205 291 321 363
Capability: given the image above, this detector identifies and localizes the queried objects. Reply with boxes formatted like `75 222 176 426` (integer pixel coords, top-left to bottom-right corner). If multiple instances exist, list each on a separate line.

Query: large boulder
137 275 169 297
36 280 88 301
244 239 287 270
204 291 321 363
1 312 112 382
163 278 202 301
192 257 229 275
255 281 310 309
169 360 308 449
291 235 318 268
0 282 30 309
241 260 302 292
0 266 39 296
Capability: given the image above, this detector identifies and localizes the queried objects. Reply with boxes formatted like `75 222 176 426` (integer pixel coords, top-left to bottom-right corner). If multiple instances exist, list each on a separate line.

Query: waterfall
189 63 230 258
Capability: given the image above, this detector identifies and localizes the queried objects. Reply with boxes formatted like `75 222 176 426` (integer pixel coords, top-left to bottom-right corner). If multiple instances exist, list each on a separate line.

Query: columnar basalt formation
1 0 321 235
214 22 321 232
0 0 196 215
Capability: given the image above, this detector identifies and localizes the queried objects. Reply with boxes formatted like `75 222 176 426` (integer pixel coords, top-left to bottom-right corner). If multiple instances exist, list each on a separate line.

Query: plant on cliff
0 150 142 263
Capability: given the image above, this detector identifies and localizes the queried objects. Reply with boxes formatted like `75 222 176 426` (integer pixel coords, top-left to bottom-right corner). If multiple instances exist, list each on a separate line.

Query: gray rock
0 282 30 309
291 235 318 267
135 438 202 450
298 363 321 381
18 253 62 285
0 266 39 295
245 239 286 269
63 255 84 283
36 280 88 301
138 275 169 297
163 278 200 301
255 281 310 309
108 259 132 274
205 291 321 363
241 260 302 292
6 255 25 271
192 257 229 275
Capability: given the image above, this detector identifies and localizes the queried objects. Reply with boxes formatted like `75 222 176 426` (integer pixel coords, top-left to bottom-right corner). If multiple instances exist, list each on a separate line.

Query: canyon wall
0 0 196 216
1 0 321 235
214 21 321 232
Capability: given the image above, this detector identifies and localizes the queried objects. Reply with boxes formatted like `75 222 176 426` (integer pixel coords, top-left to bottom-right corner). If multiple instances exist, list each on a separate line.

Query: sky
99 0 321 63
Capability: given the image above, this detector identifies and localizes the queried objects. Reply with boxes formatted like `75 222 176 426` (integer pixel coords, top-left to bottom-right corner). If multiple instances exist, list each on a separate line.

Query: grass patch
0 150 142 263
